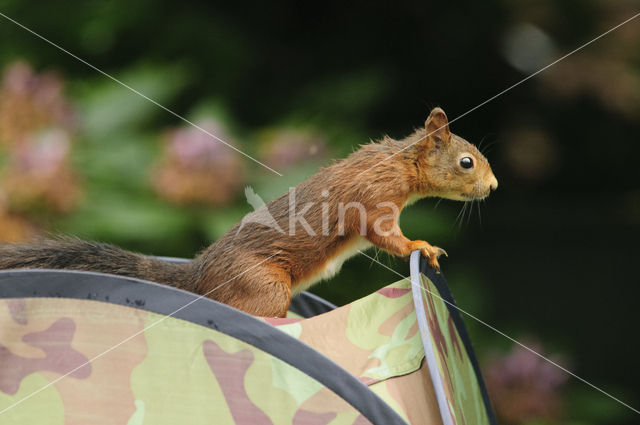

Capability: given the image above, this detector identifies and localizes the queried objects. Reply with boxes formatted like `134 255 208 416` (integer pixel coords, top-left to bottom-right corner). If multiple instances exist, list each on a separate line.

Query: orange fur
192 107 497 316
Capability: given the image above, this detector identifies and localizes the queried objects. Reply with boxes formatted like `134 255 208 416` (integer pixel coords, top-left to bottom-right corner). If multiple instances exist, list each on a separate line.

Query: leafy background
0 0 639 424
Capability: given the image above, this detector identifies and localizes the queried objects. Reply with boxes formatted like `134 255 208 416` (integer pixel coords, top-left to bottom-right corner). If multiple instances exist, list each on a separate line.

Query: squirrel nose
489 176 498 191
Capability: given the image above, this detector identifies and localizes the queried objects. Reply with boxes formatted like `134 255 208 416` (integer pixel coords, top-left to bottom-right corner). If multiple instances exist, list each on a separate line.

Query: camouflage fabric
268 281 443 424
270 277 489 425
0 275 490 425
0 299 370 424
416 274 490 425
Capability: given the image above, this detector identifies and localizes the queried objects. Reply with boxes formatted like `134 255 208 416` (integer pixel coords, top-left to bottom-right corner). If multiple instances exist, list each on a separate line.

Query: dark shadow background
0 0 638 424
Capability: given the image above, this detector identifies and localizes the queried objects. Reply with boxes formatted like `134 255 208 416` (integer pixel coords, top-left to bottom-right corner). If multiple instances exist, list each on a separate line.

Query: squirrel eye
459 157 474 169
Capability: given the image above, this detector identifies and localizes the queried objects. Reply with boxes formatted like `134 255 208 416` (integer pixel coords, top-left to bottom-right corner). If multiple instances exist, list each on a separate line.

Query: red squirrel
0 108 497 317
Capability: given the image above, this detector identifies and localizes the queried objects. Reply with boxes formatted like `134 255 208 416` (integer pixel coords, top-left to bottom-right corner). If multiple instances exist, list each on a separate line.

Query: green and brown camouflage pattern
0 274 491 425
416 274 491 425
0 298 370 424
270 277 489 425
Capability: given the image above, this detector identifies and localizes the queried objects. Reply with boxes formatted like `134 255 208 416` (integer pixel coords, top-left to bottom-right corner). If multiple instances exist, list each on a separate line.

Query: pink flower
484 341 569 425
152 119 246 205
3 130 81 214
258 128 327 170
0 61 75 146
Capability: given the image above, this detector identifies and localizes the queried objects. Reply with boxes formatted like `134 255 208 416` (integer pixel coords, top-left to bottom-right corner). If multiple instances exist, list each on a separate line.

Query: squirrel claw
427 255 441 272
408 240 447 270
419 244 447 271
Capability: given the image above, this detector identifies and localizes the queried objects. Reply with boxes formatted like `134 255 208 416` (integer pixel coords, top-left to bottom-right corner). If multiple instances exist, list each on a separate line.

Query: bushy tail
0 237 193 289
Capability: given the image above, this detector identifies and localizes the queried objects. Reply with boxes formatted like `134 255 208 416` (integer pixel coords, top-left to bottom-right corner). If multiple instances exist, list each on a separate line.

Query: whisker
477 135 488 151
367 247 379 268
480 140 497 156
384 250 394 268
466 200 474 227
453 203 465 230
462 202 468 229
456 201 469 231
482 141 498 156
462 201 468 229
453 203 464 226
464 201 470 227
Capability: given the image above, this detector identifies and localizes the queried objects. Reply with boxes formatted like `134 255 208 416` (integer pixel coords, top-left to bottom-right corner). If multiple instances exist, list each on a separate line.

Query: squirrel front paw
408 240 448 272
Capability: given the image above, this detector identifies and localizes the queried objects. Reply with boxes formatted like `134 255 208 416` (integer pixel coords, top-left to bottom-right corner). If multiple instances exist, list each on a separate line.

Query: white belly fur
403 192 426 208
292 236 372 295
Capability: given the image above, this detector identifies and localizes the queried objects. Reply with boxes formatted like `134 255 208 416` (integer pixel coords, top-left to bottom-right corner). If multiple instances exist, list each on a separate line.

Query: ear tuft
425 107 451 143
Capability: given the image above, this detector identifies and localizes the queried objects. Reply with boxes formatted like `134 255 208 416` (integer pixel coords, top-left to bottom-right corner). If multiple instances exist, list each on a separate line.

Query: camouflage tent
0 251 495 425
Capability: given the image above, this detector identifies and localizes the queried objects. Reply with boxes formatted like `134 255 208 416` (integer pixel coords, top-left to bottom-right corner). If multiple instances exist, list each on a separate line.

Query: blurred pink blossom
258 128 327 170
484 341 569 425
0 61 80 220
0 61 75 145
152 119 246 205
3 130 81 214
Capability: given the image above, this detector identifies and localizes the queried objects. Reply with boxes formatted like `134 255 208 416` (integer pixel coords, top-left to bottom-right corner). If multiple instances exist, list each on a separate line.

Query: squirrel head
414 107 498 201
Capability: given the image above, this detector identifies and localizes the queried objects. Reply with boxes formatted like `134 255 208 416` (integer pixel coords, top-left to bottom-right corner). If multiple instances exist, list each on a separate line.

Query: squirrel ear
424 107 451 145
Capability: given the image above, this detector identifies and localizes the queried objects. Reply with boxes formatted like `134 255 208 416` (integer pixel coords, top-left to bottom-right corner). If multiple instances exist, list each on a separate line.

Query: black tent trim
412 253 498 425
0 269 407 425
289 290 338 317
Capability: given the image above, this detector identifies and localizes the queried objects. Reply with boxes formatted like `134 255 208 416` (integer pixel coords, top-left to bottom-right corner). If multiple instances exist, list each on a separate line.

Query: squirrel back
0 107 497 317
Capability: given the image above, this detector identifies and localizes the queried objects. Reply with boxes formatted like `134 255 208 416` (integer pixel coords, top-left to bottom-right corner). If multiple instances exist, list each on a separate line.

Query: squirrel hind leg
223 264 292 318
